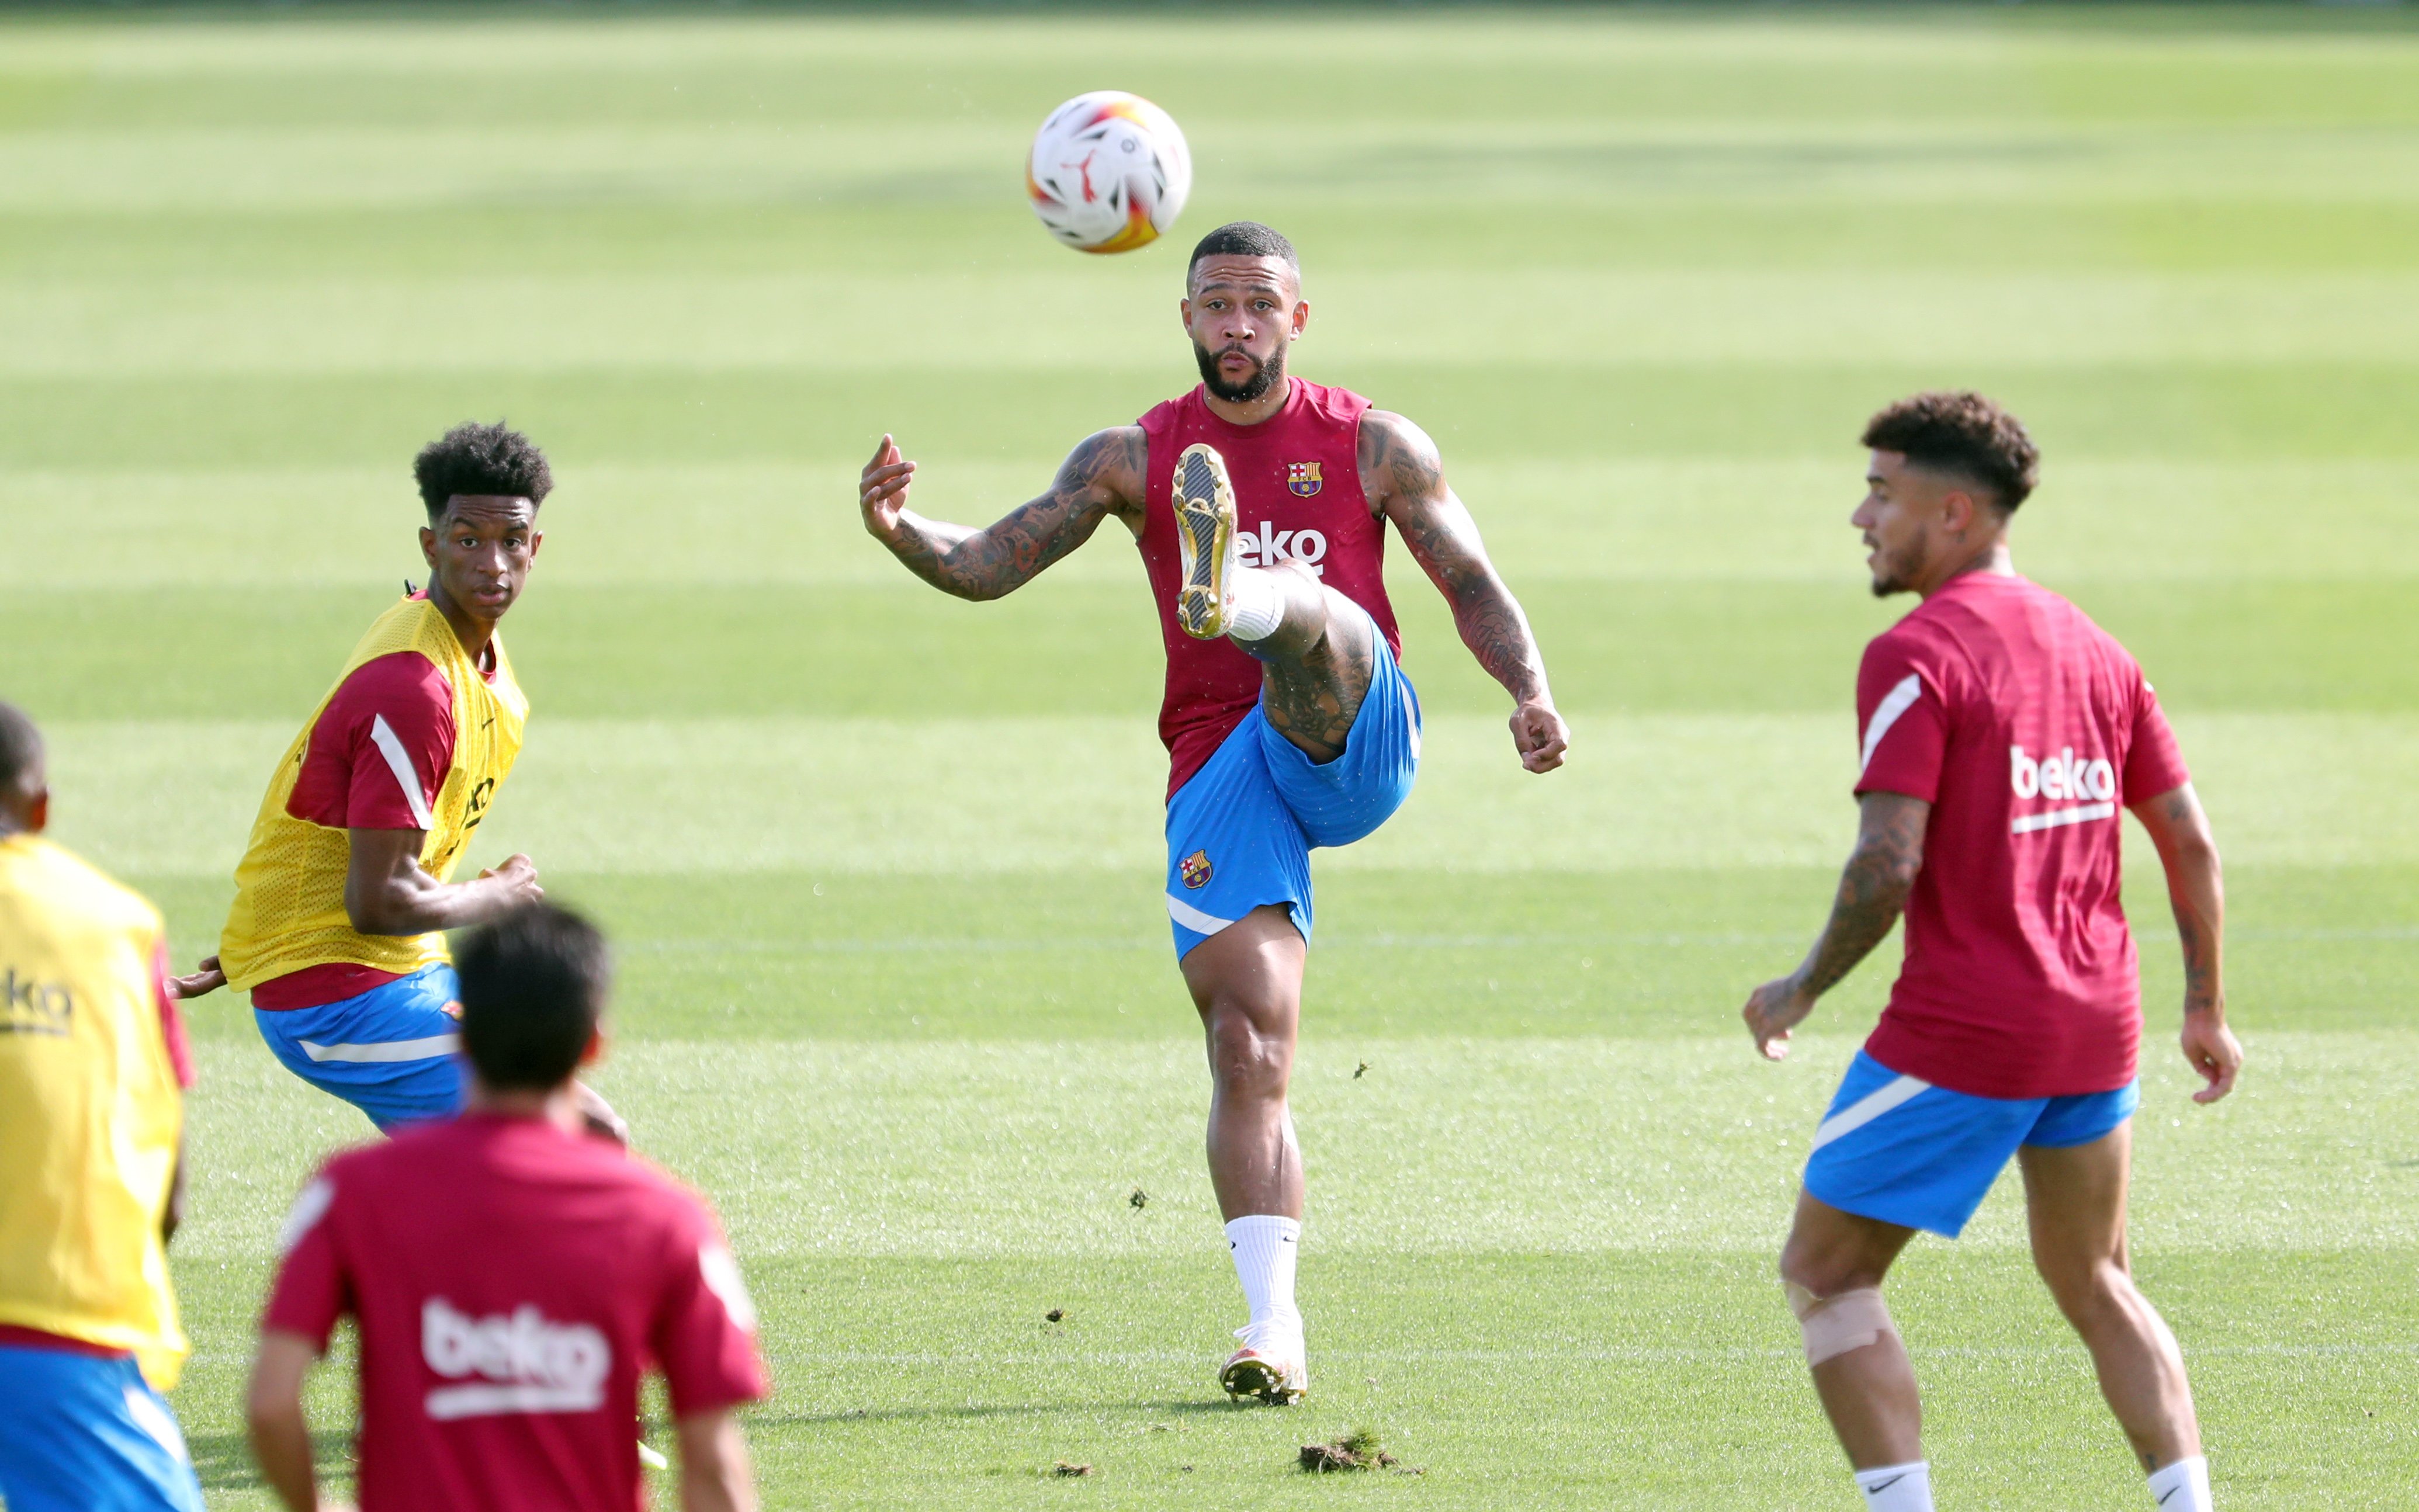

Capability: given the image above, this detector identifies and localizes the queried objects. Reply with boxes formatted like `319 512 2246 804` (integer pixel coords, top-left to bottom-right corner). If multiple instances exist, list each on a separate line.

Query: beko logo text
2010 744 2115 803
1235 522 1328 575
421 1298 610 1420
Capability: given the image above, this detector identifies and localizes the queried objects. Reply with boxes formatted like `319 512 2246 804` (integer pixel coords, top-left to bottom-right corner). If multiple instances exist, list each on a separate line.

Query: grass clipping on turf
1299 1428 1418 1474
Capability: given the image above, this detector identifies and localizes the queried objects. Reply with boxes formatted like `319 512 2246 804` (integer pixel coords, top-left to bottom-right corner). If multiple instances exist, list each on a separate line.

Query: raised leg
2018 1126 2203 1472
1180 904 1306 1220
1242 563 1377 764
1779 1191 1925 1470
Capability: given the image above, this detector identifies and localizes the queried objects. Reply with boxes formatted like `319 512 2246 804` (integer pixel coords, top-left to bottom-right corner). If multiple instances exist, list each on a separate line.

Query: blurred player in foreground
1740 393 2241 1512
0 703 205 1512
249 902 766 1512
172 422 618 1139
857 221 1567 1401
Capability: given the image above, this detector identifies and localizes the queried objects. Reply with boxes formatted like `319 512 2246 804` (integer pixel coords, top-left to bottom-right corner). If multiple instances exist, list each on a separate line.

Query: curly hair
413 421 554 519
1860 391 2039 514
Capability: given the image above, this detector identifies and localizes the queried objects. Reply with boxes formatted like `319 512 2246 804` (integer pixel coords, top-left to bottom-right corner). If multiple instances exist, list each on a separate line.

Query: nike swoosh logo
2157 1487 2182 1506
1866 1474 1906 1493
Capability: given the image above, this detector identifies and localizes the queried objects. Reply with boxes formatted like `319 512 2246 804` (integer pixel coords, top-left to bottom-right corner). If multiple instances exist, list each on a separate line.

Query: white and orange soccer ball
1025 91 1192 254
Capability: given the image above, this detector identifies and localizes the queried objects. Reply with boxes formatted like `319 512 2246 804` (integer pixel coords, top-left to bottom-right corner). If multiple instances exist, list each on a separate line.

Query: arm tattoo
1363 412 1552 705
883 428 1145 601
1797 795 1929 998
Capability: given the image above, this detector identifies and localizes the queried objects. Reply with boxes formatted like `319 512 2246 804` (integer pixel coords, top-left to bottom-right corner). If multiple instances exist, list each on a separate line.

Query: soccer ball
1025 91 1192 255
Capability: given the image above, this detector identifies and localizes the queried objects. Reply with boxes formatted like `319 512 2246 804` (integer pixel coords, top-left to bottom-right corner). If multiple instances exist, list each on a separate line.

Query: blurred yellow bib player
0 838 188 1386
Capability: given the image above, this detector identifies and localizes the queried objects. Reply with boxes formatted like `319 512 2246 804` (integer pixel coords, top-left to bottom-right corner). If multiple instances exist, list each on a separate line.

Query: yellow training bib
0 836 188 1388
220 595 527 993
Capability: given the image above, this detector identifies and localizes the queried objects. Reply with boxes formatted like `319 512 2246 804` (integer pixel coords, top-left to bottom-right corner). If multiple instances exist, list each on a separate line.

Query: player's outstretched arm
344 828 543 936
1743 791 1930 1060
1360 410 1568 773
858 429 1145 602
2130 781 2243 1103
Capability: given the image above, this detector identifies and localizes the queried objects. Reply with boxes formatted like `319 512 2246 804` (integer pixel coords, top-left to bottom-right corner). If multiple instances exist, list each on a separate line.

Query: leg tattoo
1247 570 1376 762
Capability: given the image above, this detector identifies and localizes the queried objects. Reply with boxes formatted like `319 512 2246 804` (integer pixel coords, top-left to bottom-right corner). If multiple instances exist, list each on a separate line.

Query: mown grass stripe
40 712 2419 878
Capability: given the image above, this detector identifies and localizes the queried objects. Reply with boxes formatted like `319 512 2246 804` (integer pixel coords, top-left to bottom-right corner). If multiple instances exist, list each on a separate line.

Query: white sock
1225 569 1286 642
1854 1461 1933 1511
1224 1215 1301 1333
2147 1455 2212 1511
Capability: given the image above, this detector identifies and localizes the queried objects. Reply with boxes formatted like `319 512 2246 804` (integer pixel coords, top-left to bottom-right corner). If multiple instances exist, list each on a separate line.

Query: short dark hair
0 702 41 796
1861 390 2039 514
1188 221 1298 280
455 903 609 1092
413 421 553 521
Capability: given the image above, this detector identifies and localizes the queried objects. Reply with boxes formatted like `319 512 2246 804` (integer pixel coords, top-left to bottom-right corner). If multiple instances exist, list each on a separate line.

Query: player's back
269 1114 761 1512
1854 571 2189 1099
0 835 188 1379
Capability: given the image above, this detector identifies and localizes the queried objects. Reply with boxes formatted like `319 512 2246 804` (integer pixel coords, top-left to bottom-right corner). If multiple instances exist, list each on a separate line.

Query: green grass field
5 6 2418 1507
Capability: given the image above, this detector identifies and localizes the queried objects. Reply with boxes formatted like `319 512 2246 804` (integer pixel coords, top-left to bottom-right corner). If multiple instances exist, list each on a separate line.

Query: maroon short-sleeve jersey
1853 571 2191 1099
263 1115 768 1512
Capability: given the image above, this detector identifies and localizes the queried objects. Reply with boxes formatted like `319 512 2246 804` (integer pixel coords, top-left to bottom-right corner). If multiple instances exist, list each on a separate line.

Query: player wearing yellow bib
173 424 619 1139
0 704 206 1512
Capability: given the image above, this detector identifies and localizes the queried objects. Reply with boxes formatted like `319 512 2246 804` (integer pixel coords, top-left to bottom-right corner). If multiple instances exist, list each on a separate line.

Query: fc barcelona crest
1180 849 1214 889
1286 462 1323 498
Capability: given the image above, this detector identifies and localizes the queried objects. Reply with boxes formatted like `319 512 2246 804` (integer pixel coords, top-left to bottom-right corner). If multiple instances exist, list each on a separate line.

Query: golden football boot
1219 1323 1306 1405
1173 442 1239 640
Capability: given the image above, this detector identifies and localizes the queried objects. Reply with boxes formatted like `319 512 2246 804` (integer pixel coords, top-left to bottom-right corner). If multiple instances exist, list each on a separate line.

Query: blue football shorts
1801 1048 2141 1238
254 962 467 1133
1163 608 1422 959
0 1345 206 1512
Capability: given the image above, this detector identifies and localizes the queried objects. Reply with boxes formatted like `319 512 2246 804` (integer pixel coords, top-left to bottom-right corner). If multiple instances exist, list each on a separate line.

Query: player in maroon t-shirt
1739 393 2243 1512
247 904 766 1512
853 221 1569 1401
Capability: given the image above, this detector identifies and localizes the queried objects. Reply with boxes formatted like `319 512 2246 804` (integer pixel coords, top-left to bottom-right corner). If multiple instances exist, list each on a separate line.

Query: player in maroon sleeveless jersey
856 222 1567 1402
1739 394 2241 1512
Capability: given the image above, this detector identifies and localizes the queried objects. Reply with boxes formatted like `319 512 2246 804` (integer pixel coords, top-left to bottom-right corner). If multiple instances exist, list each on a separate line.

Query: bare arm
163 1136 186 1244
1359 409 1567 773
858 429 1146 602
344 829 542 936
677 1407 757 1512
247 1330 334 1512
2130 781 2243 1102
1742 791 1931 1059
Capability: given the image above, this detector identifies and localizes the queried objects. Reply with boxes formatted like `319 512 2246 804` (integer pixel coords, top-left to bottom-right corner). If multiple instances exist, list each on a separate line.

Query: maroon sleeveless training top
1136 378 1403 797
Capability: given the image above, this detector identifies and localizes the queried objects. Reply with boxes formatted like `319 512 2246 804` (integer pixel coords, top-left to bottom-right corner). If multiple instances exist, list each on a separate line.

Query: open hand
1742 973 1816 1061
167 955 226 1000
1510 698 1569 773
2181 1012 2243 1104
860 434 917 540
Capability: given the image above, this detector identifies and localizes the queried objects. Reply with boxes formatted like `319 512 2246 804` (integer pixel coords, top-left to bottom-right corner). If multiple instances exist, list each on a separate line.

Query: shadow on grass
188 1429 354 1493
755 1396 1264 1429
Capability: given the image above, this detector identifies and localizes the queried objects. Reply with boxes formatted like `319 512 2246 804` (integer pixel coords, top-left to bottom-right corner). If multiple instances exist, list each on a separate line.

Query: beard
1868 539 1920 597
1194 339 1286 404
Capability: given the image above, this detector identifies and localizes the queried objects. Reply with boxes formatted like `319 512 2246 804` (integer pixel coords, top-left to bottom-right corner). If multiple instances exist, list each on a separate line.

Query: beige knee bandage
1787 1281 1897 1366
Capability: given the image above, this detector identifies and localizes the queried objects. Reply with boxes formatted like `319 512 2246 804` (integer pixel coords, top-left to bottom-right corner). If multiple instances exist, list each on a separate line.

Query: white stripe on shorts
1809 1072 1932 1152
298 1032 460 1064
1166 894 1233 937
